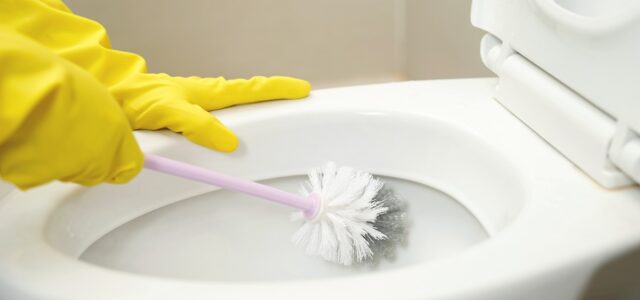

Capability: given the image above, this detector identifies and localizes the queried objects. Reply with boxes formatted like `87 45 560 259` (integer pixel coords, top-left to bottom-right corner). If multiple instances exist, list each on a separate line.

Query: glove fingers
134 100 239 152
173 76 311 111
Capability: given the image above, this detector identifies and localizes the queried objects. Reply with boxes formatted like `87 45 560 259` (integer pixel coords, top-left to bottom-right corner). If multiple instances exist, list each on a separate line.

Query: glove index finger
174 76 311 111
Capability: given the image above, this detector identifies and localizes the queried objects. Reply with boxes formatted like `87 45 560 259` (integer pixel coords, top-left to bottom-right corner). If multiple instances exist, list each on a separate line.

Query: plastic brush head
291 162 408 266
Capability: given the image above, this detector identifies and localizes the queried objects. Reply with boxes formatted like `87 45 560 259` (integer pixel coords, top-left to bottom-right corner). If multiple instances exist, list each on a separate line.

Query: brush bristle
291 162 403 266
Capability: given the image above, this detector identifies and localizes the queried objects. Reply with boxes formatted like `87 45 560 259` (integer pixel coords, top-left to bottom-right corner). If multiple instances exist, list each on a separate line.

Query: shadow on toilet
580 242 640 300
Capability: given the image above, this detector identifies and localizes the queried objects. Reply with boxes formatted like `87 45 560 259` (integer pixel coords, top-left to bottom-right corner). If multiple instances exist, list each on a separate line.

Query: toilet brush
143 154 407 266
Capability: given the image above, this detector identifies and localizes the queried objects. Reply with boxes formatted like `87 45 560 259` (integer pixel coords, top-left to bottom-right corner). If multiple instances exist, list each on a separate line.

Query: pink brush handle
143 154 320 219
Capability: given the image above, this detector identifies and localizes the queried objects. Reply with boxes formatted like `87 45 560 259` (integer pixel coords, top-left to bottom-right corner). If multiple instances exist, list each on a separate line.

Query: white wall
64 0 491 88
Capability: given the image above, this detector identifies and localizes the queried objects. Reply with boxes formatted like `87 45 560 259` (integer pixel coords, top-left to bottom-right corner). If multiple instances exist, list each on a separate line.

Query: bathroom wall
64 0 404 88
405 0 491 79
64 0 492 88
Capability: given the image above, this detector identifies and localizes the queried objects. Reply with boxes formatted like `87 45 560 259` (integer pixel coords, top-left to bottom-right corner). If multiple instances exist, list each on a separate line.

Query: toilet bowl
1 78 639 299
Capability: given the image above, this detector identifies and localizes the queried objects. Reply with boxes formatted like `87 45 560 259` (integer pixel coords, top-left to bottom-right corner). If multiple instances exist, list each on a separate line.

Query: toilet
1 0 639 299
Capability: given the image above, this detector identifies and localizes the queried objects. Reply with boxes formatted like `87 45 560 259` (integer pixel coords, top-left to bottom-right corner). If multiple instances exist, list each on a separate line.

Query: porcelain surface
1 78 639 300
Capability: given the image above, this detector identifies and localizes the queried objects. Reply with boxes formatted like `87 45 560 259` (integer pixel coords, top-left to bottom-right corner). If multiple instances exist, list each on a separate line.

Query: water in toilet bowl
80 175 488 282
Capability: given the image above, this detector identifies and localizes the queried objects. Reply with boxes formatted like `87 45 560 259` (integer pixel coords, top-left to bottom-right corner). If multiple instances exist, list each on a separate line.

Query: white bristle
291 162 388 265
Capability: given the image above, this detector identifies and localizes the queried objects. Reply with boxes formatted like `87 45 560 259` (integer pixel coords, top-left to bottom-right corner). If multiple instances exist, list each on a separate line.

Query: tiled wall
63 0 491 88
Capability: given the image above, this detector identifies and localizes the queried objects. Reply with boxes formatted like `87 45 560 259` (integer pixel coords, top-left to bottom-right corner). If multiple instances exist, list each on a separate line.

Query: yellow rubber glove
0 27 143 189
111 74 310 151
1 0 311 152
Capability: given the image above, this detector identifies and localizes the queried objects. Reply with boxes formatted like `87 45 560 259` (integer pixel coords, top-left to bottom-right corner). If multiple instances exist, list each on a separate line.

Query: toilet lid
471 0 640 133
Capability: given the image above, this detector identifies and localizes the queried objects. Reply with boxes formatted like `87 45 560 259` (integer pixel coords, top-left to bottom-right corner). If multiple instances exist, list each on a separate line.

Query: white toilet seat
1 78 639 300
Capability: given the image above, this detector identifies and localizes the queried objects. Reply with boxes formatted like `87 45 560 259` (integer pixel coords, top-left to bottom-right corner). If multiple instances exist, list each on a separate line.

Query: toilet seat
473 0 640 187
1 78 639 300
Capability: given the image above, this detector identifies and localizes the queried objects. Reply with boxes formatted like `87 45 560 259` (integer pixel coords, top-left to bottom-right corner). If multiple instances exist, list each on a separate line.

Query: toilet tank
471 0 640 187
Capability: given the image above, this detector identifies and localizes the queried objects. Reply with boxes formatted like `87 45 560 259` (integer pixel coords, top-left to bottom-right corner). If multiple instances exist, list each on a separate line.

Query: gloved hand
0 27 143 189
111 74 310 152
0 0 310 189
1 0 311 153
